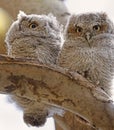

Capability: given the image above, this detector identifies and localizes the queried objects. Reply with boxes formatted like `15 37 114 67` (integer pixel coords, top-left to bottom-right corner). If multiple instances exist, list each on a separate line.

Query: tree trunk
0 55 114 130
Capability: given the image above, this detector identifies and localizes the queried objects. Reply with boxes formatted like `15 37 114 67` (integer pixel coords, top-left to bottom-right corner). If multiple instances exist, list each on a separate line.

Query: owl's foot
77 71 86 77
77 70 92 80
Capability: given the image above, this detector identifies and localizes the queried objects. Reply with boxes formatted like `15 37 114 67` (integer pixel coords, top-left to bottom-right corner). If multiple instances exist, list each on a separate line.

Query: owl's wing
54 112 96 130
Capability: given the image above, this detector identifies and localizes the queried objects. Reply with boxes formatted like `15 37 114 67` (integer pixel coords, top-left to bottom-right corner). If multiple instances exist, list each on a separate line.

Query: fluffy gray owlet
58 12 114 100
5 11 64 127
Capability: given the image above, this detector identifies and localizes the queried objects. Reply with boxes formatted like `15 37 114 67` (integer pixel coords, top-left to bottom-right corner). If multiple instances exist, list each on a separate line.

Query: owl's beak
85 32 92 47
85 32 92 41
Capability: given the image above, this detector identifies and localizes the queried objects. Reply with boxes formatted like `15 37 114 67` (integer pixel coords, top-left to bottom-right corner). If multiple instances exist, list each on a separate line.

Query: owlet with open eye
58 12 114 100
5 11 64 127
5 11 64 64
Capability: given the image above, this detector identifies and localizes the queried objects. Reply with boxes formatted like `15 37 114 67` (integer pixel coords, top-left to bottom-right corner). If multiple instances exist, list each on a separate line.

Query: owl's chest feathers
61 44 114 81
11 38 59 64
75 48 107 63
60 46 114 90
67 47 112 69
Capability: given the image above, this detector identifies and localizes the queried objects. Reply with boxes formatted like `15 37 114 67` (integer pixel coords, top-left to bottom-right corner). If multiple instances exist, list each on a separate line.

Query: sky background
0 0 114 130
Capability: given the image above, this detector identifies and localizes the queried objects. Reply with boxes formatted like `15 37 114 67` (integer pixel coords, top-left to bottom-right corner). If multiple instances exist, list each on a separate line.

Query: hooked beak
85 32 92 41
85 32 92 47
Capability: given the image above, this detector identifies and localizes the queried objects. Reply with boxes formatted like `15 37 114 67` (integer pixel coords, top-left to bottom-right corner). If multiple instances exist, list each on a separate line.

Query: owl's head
66 12 114 47
6 11 63 43
5 11 64 64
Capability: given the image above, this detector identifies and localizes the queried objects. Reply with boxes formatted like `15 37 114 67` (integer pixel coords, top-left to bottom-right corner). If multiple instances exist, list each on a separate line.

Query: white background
0 0 114 130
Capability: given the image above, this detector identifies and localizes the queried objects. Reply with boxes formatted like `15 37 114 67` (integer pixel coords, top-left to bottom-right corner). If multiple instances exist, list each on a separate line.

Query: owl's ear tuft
99 12 108 20
47 13 63 32
48 13 57 26
69 14 77 25
17 11 27 21
48 13 56 20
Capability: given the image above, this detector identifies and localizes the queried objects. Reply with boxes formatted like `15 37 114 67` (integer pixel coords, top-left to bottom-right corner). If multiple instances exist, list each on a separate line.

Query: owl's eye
75 26 83 33
93 25 101 31
29 23 38 29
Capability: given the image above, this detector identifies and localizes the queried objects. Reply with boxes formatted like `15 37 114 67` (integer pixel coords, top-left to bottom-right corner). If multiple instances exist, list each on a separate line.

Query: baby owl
5 11 64 127
5 11 64 64
58 12 114 100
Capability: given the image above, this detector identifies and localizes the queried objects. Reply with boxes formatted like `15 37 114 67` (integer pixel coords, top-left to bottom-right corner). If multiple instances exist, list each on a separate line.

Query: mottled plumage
58 12 114 98
5 11 64 127
5 11 64 64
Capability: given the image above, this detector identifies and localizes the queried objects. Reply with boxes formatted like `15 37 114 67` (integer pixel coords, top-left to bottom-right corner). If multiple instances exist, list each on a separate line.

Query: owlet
5 11 64 127
58 12 114 100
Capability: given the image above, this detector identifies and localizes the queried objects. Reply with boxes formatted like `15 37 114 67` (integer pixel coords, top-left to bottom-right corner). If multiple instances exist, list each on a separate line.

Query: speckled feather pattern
5 11 64 64
58 12 114 97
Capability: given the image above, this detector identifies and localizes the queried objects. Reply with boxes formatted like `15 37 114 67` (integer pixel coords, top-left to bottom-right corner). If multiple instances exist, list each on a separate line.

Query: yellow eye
93 25 101 31
75 26 83 33
29 23 38 29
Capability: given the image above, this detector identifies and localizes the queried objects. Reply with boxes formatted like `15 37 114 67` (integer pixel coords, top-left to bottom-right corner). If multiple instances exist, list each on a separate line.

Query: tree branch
0 55 114 130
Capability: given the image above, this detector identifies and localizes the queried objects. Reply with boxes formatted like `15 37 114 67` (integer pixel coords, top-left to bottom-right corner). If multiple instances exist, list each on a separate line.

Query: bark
55 112 98 130
0 55 114 130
